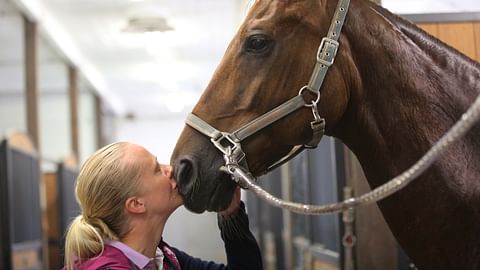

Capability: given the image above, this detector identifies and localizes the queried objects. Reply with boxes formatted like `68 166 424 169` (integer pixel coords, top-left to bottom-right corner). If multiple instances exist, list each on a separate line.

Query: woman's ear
125 197 146 214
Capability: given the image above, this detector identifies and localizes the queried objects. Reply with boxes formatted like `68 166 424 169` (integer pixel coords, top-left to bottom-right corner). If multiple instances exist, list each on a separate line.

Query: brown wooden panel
44 173 59 239
418 23 439 38
6 131 35 154
312 259 338 270
13 249 40 270
44 172 61 270
474 22 480 62
437 22 476 60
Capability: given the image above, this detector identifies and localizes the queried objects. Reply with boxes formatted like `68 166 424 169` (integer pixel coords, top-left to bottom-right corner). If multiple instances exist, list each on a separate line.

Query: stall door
418 22 480 62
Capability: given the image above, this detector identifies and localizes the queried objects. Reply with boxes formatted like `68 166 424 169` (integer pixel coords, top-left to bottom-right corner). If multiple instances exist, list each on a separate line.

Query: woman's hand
220 186 241 218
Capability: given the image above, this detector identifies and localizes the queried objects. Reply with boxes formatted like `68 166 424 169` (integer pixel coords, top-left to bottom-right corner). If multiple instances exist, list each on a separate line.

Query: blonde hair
64 142 143 270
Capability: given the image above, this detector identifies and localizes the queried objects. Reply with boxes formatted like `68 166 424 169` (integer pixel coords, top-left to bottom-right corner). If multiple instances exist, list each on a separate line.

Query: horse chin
177 169 236 213
182 197 209 213
182 188 234 213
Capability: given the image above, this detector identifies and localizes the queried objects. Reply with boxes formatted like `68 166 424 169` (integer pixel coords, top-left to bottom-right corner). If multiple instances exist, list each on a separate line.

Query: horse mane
369 3 480 72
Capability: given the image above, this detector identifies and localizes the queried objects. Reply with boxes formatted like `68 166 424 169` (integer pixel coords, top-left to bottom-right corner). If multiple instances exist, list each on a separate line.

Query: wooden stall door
418 21 480 62
44 172 61 270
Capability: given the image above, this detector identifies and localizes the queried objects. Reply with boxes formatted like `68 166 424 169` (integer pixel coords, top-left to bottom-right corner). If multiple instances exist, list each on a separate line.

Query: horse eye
245 34 271 54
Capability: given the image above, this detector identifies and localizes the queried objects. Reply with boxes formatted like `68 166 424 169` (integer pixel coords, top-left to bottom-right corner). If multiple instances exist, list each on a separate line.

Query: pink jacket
64 245 133 270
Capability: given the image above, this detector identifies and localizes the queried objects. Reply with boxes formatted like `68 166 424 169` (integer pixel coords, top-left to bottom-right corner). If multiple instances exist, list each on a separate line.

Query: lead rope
222 92 480 215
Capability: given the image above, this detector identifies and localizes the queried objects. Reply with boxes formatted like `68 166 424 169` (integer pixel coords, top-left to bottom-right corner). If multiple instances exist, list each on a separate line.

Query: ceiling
1 0 250 117
1 0 479 118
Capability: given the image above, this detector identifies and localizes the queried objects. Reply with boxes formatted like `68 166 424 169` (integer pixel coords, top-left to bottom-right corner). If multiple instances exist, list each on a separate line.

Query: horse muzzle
174 156 198 199
173 155 235 213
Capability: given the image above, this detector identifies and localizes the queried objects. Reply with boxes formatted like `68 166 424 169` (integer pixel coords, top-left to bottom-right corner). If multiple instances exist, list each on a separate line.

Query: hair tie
82 215 100 224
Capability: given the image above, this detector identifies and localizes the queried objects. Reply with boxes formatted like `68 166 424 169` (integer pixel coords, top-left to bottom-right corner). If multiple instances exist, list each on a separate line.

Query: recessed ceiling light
123 17 173 33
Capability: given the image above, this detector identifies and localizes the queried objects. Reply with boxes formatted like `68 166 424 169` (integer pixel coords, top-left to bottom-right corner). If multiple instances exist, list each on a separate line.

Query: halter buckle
317 37 339 67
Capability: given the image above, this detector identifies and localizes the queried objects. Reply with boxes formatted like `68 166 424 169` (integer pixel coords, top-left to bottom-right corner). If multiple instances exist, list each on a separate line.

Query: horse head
171 0 358 213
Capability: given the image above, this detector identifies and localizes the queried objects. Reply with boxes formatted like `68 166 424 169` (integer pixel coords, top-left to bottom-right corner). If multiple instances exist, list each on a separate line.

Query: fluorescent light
123 17 173 33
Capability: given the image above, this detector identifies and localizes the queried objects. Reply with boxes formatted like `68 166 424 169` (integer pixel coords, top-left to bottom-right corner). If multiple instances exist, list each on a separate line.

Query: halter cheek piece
186 0 350 175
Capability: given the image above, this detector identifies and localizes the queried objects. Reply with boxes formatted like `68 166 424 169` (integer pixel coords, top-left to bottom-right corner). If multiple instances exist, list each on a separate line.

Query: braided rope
229 93 480 215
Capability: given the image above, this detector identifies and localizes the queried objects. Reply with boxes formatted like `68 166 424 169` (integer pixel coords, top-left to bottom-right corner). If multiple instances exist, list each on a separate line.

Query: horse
170 0 480 269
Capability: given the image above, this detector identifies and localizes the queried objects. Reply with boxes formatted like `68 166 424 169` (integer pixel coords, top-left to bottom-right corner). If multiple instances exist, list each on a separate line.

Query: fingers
220 186 241 217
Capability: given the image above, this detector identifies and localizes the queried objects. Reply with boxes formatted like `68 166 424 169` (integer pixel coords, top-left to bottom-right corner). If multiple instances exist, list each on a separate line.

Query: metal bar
68 65 79 159
94 94 104 148
400 12 480 23
281 164 293 270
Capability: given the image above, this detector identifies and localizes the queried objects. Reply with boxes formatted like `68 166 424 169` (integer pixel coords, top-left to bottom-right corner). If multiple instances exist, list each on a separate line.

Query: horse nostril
175 157 197 195
178 160 192 181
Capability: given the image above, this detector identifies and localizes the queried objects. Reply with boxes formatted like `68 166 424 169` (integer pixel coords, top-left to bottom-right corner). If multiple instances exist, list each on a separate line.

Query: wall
78 89 98 163
418 21 480 61
0 94 26 137
0 2 25 139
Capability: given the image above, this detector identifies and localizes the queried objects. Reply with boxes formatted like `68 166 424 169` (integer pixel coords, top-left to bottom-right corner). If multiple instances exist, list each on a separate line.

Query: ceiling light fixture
123 17 173 33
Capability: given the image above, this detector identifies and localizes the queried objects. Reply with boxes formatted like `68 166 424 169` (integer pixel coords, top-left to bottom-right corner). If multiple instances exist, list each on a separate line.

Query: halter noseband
186 0 350 174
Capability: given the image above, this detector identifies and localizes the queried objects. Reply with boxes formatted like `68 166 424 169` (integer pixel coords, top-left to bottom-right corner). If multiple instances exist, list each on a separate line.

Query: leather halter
186 0 350 173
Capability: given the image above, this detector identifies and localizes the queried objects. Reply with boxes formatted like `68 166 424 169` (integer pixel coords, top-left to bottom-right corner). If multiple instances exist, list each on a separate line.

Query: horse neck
336 1 480 188
331 3 480 266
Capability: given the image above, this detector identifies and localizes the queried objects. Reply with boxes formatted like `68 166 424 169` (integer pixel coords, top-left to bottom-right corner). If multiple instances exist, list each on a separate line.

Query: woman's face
127 144 184 216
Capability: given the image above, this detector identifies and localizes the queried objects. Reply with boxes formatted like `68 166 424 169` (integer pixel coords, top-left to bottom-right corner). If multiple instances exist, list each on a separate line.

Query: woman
64 142 263 270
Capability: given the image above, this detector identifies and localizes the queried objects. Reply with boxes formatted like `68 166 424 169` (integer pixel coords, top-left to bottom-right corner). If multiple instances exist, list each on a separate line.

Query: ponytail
64 215 119 270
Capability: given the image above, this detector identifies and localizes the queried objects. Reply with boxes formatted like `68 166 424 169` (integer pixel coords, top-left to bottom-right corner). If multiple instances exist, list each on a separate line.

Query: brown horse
171 0 480 269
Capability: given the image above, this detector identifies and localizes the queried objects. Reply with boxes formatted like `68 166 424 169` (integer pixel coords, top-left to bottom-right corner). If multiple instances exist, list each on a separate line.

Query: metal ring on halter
298 85 321 107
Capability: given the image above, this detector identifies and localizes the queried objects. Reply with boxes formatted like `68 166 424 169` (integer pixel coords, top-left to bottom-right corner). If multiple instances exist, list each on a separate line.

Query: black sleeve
170 201 263 270
218 201 263 270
